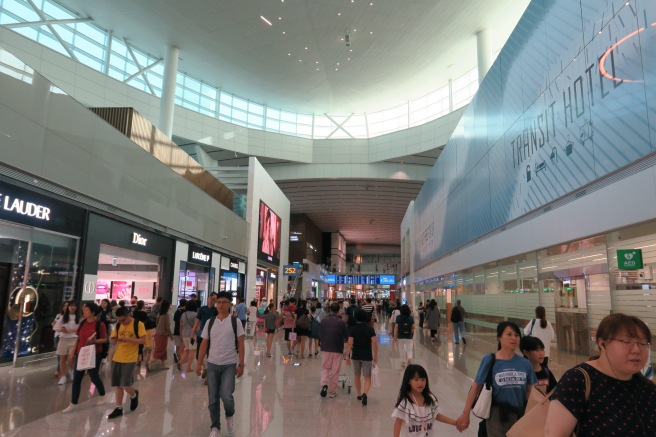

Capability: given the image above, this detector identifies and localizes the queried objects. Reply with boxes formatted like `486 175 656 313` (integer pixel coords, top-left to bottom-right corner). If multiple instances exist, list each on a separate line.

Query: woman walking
394 304 415 367
149 300 173 370
52 301 68 377
523 306 555 366
263 303 279 357
456 321 536 436
179 300 198 371
425 300 440 342
54 300 79 385
545 314 656 436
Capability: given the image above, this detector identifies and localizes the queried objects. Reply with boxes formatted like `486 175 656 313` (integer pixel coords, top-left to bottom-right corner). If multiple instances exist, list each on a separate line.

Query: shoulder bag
472 353 496 419
506 366 591 437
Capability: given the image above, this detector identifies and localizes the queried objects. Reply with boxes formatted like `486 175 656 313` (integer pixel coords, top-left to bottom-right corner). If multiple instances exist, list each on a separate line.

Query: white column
476 30 491 84
158 45 179 138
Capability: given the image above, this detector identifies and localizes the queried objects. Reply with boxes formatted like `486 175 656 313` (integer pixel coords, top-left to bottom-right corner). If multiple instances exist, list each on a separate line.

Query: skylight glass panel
201 84 217 99
280 121 296 135
266 108 280 120
219 92 232 106
76 22 106 45
280 111 296 123
248 102 264 116
297 113 313 125
247 113 263 128
232 96 248 111
42 0 73 20
297 124 312 137
5 0 40 22
265 118 280 131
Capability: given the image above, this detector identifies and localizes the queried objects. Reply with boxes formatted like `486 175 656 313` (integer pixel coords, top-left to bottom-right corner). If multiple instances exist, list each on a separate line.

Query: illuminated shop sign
0 192 51 220
187 244 212 266
131 232 148 247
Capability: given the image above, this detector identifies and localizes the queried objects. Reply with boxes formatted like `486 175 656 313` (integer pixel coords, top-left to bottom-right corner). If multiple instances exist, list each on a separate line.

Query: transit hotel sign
617 249 643 270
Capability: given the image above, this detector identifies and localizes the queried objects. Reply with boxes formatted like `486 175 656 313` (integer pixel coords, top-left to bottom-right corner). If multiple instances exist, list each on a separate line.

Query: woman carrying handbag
456 321 536 436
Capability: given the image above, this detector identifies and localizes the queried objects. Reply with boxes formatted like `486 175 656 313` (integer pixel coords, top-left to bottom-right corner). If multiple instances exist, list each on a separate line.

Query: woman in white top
523 305 555 366
52 301 68 377
53 300 80 385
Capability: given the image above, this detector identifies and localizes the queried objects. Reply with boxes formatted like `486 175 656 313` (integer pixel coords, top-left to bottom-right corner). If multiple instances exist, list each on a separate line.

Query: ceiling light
278 17 282 20
305 47 308 50
370 2 373 4
338 12 341 16
347 57 350 61
288 53 291 56
341 38 344 41
298 59 302 62
353 29 357 32
369 31 373 34
349 49 353 52
335 68 339 71
260 16 273 26
316 68 319 71
315 61 319 64
337 62 340 65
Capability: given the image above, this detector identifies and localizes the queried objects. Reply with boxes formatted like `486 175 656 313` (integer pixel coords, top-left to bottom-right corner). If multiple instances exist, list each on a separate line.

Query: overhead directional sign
283 264 301 276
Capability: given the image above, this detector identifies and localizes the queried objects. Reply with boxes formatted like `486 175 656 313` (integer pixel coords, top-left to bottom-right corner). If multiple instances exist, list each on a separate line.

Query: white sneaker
96 396 106 406
328 392 338 398
62 403 77 413
209 427 220 437
58 375 67 385
226 415 235 434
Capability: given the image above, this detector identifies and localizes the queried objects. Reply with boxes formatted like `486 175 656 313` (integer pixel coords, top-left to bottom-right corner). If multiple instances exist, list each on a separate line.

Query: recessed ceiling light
341 38 344 41
337 62 340 65
353 29 357 32
369 31 373 34
338 12 341 16
260 16 273 26
315 61 319 64
349 49 353 52
335 68 339 71
316 68 319 71
282 31 286 34
370 2 373 5
305 47 308 50
288 53 291 56
347 57 350 61
299 59 302 62
278 17 282 20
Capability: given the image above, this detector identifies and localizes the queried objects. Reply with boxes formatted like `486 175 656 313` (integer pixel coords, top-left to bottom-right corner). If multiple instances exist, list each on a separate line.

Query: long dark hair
535 306 547 329
395 364 436 407
63 300 79 324
159 299 171 316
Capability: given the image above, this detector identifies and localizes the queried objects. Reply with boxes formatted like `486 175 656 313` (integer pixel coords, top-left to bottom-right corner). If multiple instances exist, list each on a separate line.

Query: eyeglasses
608 338 651 350
216 300 231 305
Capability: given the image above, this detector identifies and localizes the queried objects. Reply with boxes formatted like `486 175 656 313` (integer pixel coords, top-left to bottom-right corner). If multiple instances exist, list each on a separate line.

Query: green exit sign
617 249 643 270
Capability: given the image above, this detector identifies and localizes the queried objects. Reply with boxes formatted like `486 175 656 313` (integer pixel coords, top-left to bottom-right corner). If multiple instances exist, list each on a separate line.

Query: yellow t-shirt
111 319 146 363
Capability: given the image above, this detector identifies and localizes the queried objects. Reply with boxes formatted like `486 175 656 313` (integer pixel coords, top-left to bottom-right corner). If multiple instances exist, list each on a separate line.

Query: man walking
233 297 247 329
107 306 146 419
319 302 348 398
192 292 218 378
197 292 245 437
451 299 467 344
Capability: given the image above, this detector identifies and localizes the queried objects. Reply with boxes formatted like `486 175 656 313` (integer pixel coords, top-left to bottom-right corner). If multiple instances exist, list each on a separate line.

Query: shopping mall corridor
0 321 582 437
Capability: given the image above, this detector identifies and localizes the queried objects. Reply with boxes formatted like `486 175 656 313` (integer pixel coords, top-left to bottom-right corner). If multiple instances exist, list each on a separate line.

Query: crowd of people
51 293 655 437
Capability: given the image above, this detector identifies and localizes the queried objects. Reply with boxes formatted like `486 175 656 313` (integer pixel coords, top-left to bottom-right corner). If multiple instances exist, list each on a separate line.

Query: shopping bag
506 387 550 437
371 364 380 388
471 384 492 419
76 345 96 371
289 332 297 341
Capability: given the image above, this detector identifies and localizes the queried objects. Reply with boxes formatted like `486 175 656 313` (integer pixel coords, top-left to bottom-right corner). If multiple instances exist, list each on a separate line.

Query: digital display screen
257 200 281 265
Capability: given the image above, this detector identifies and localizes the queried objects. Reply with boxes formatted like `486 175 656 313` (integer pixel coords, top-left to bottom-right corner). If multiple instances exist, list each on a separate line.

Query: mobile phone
293 362 301 366
190 338 195 345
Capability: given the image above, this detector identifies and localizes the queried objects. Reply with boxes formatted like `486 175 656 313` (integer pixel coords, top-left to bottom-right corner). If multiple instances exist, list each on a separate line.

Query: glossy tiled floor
0 322 579 437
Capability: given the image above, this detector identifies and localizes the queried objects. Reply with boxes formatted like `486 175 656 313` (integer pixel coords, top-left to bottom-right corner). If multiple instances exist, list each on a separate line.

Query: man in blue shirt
233 297 247 329
192 292 218 377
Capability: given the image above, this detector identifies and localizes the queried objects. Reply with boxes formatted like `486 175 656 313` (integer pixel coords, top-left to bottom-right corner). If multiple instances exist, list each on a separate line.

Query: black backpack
206 315 239 355
450 306 462 323
398 315 413 337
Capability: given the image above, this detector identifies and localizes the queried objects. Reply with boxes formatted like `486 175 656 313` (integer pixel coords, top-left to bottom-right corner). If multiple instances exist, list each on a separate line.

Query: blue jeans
453 321 465 343
207 362 236 430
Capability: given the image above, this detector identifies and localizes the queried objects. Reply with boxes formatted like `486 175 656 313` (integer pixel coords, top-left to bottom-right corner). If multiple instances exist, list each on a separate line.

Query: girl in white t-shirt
392 364 457 437
523 306 555 366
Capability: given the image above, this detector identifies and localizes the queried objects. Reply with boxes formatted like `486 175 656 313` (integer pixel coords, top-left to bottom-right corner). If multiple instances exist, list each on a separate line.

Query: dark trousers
419 313 425 328
71 355 105 404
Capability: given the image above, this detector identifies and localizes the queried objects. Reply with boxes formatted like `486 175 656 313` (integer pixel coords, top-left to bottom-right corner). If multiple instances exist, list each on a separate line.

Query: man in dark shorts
108 306 146 419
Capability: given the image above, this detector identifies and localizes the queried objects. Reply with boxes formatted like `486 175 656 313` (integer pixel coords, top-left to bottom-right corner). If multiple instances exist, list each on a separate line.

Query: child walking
392 364 458 437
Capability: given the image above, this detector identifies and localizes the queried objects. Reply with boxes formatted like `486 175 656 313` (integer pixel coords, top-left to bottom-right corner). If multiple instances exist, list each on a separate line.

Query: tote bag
76 345 96 371
472 353 496 419
289 331 297 341
371 364 380 388
506 367 590 437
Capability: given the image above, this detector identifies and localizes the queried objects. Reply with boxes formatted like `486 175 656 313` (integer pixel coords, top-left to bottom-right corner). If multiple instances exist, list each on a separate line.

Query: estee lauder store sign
0 192 51 220
0 183 85 236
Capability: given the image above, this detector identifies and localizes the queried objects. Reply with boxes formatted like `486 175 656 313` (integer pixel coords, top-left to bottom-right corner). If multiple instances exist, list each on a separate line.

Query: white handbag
471 353 496 420
76 345 96 371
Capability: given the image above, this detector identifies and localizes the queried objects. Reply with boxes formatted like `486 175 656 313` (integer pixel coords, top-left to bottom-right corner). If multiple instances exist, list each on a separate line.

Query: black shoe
356 395 363 400
130 390 139 411
107 407 123 419
320 385 328 398
362 393 368 406
462 337 467 344
173 352 179 363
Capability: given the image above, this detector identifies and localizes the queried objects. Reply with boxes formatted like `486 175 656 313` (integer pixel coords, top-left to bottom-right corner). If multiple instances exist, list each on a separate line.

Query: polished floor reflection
0 323 577 437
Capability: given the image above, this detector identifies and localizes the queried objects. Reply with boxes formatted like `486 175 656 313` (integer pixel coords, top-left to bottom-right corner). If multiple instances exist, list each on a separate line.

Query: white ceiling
50 0 530 247
57 0 529 114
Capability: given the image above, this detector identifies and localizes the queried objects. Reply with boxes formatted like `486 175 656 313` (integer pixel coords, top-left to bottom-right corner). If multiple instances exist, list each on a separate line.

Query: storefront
178 244 214 305
0 180 85 365
82 213 174 305
220 257 245 304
